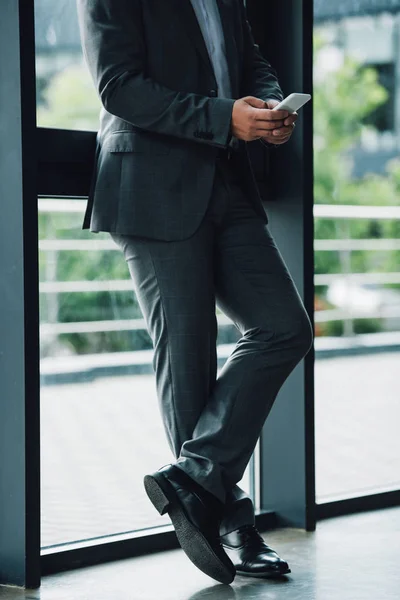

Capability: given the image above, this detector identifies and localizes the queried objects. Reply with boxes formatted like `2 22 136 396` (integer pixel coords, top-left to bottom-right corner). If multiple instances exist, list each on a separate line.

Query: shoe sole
144 471 235 584
236 567 291 578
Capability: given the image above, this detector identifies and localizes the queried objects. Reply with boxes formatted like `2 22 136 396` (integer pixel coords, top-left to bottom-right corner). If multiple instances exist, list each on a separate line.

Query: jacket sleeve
238 1 284 103
76 0 235 148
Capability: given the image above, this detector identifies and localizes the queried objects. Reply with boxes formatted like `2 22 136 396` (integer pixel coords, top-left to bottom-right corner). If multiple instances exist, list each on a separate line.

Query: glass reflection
35 0 254 547
38 202 251 547
35 0 101 130
314 4 400 500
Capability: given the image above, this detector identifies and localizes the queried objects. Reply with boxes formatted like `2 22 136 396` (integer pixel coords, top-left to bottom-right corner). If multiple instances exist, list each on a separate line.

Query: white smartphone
272 93 311 113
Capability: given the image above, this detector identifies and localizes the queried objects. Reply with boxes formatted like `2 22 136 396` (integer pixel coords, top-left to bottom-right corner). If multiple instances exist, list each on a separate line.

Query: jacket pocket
104 130 170 155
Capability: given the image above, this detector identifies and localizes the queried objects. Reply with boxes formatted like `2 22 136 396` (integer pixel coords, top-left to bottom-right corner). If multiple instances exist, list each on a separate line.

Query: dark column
246 0 316 531
0 0 41 588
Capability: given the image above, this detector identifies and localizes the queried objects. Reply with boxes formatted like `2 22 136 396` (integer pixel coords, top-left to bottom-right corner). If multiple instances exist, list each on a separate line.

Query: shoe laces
236 525 273 548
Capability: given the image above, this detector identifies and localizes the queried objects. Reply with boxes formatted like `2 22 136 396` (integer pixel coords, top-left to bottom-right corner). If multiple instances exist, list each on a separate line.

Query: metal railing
38 200 400 338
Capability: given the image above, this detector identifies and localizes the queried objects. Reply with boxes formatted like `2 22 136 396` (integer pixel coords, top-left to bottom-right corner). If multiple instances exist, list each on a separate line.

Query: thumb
265 99 280 109
243 96 268 109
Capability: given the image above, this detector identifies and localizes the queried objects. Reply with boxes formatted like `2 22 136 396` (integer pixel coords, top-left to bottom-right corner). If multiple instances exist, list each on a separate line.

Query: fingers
272 124 294 137
260 124 294 144
255 123 294 136
254 108 289 121
253 108 298 128
256 119 286 131
246 105 297 141
252 107 294 132
283 112 298 126
261 132 291 145
268 137 289 145
243 96 270 109
264 99 281 110
264 130 292 140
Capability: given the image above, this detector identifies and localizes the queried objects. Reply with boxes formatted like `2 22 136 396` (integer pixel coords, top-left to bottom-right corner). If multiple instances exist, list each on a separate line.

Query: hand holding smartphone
271 93 311 114
258 93 310 144
231 93 310 143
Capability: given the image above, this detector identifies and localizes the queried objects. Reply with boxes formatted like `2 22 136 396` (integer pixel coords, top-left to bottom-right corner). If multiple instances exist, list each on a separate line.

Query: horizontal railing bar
39 239 118 251
37 238 400 252
39 272 400 293
38 199 400 220
40 280 134 293
314 272 400 285
40 307 400 335
40 313 234 335
314 307 400 322
313 204 400 220
314 239 400 251
40 319 147 335
38 199 87 213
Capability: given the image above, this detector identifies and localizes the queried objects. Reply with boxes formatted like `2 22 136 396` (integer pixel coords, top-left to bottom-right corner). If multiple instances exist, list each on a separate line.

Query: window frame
2 0 399 589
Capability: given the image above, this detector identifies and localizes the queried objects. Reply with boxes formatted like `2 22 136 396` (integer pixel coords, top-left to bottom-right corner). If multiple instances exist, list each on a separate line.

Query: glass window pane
35 0 101 130
314 2 400 501
38 200 251 547
35 0 255 548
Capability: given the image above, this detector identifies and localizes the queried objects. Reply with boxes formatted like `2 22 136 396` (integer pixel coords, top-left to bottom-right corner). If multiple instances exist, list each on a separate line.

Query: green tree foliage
37 63 101 130
314 34 399 274
313 34 400 337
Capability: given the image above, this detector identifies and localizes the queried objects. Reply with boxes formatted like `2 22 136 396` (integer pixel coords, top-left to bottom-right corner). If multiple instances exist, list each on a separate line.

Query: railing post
337 219 355 338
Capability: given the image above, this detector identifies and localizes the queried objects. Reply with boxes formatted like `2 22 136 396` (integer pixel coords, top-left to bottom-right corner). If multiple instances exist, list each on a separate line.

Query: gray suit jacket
76 0 283 240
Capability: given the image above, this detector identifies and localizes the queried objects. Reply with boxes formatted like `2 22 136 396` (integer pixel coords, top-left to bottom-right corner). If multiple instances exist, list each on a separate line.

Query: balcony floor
1 506 399 599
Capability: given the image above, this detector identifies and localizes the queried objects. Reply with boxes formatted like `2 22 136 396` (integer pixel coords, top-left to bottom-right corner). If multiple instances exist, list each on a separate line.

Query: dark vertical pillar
0 0 41 588
246 0 316 530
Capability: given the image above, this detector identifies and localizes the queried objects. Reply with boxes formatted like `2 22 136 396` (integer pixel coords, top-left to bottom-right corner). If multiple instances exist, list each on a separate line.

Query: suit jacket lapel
170 0 238 97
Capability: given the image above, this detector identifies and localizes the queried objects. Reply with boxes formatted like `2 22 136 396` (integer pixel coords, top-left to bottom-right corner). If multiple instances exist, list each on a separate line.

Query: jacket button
209 89 217 97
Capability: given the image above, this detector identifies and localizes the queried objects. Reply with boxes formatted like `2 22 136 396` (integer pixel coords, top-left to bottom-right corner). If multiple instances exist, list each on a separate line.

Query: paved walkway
40 352 400 548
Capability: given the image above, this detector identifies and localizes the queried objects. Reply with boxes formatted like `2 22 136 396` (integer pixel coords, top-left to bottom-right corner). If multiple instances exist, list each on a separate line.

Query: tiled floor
1 507 399 599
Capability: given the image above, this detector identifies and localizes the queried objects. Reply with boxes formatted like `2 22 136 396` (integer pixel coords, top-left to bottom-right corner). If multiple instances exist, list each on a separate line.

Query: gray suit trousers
110 153 313 535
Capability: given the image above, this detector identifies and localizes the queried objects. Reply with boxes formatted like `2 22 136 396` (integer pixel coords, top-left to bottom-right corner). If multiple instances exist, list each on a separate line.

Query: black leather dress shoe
220 524 291 578
144 464 235 584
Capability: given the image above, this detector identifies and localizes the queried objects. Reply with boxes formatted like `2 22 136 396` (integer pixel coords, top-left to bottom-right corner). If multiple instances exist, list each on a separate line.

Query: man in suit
77 0 313 584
